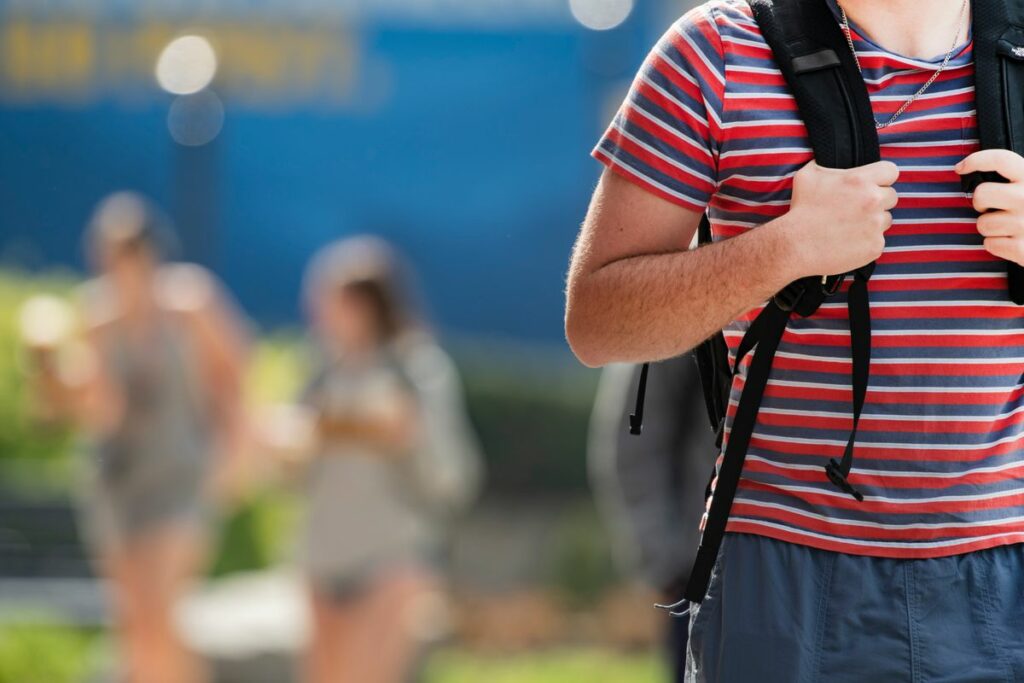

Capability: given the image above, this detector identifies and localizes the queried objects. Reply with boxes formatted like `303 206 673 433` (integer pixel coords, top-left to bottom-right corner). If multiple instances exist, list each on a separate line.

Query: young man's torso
594 0 1024 558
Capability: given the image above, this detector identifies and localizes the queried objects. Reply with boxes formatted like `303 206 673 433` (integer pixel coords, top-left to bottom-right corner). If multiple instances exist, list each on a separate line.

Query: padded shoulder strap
975 0 1024 153
973 0 1024 303
748 0 879 169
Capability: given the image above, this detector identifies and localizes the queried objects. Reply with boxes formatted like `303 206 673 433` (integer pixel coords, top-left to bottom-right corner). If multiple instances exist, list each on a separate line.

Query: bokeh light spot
18 295 74 349
569 0 635 30
155 35 218 95
167 90 225 147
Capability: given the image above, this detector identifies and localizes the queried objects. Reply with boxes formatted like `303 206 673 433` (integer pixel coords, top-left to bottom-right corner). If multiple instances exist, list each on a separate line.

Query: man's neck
838 0 970 60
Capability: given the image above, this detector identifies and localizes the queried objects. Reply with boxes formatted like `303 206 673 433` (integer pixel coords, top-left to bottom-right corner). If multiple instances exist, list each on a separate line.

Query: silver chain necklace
837 0 969 129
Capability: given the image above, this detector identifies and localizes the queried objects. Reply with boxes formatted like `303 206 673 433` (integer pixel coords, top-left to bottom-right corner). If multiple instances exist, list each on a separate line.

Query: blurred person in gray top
589 356 716 683
24 192 250 683
271 236 481 683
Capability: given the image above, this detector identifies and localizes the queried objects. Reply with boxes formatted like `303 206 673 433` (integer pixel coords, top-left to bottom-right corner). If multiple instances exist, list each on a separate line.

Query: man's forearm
567 213 806 366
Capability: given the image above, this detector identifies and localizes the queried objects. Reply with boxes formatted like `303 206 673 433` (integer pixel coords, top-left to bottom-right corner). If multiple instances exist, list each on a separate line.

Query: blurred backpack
626 0 1024 606
398 336 485 516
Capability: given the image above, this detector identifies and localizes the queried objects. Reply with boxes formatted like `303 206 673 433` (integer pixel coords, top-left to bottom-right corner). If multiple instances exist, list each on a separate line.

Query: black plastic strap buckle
772 281 806 312
824 458 864 502
628 363 650 436
628 414 642 436
775 274 847 313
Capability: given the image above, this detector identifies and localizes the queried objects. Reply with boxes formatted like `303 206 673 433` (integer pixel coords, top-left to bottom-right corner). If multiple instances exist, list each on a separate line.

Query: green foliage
0 625 663 683
0 622 97 683
208 490 301 577
424 648 666 683
0 271 77 494
247 331 312 403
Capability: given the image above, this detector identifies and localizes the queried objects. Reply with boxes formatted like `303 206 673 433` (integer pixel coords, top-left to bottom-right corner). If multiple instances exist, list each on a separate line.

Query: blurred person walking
589 357 716 683
279 236 481 683
25 192 250 683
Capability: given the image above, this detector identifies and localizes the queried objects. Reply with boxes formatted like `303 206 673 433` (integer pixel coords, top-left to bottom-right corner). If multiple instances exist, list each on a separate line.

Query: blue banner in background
2 0 575 26
0 0 685 344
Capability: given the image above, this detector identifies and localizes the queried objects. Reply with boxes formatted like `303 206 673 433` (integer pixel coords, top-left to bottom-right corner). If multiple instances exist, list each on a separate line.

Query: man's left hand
957 149 1024 265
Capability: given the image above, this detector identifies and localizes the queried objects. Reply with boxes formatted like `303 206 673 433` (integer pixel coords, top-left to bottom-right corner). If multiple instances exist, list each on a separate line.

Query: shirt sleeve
592 5 726 213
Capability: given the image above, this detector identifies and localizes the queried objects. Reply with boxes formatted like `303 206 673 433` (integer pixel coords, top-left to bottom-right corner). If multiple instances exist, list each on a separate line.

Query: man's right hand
565 160 901 366
783 160 900 279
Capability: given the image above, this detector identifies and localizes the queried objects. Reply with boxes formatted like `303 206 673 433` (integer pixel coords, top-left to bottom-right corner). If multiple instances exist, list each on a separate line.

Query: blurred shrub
0 622 96 683
454 340 599 494
0 270 76 495
209 489 301 577
547 502 618 609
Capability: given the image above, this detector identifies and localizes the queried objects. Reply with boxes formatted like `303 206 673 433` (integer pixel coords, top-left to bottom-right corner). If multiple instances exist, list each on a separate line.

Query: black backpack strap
682 301 793 603
692 214 733 446
750 0 879 167
974 0 1024 151
973 0 1024 303
632 214 731 440
680 0 880 605
754 0 881 314
824 268 870 502
628 362 650 435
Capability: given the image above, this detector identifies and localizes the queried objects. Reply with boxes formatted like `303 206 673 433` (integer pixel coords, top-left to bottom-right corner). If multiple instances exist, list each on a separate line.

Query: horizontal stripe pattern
593 0 1024 558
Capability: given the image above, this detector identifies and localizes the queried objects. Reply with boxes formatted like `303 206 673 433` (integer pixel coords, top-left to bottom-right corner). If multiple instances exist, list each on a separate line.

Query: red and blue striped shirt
594 0 1024 558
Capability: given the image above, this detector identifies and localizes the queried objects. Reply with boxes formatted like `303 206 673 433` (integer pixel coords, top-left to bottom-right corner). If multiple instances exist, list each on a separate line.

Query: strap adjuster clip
772 282 806 312
825 459 864 502
628 414 643 436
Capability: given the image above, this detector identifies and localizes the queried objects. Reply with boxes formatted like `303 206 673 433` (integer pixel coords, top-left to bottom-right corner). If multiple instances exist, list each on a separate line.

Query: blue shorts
686 533 1024 682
